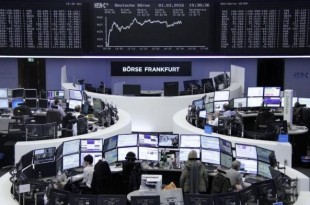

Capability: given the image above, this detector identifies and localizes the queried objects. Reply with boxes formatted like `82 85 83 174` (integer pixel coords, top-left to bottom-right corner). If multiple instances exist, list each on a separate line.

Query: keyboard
244 177 261 184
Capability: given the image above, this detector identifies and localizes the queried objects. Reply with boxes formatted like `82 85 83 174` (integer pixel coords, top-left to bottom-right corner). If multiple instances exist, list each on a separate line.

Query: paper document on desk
160 188 183 205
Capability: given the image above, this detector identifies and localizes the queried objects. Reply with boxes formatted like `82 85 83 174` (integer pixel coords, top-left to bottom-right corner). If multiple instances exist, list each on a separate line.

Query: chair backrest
70 193 97 205
77 116 88 135
46 110 61 125
184 193 213 205
97 195 126 205
211 173 232 194
255 110 276 131
131 195 160 205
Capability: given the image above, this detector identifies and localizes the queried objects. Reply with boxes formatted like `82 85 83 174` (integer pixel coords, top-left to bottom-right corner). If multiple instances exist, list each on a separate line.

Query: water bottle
57 169 62 181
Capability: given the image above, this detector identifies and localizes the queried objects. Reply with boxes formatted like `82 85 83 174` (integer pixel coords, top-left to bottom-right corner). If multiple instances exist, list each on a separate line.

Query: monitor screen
199 110 207 118
180 135 201 148
47 90 64 100
103 135 118 152
12 98 24 109
117 134 138 147
258 161 272 179
179 148 200 161
63 139 80 156
264 87 281 97
220 152 232 169
201 78 214 93
69 89 83 100
233 98 247 108
219 138 232 155
264 97 281 107
138 147 159 161
214 101 229 112
0 88 8 98
247 97 263 108
158 134 179 148
104 149 118 164
68 99 82 110
192 99 205 110
80 139 103 152
201 136 220 150
25 99 37 109
214 90 230 101
12 88 25 98
163 81 179 96
33 147 55 164
205 102 214 113
123 84 141 96
237 158 258 174
62 153 80 170
38 99 48 109
25 89 37 98
235 144 257 160
201 149 220 165
247 87 264 97
80 152 102 166
117 147 138 161
93 98 103 113
298 98 310 107
0 98 9 109
138 134 158 147
256 147 273 163
281 97 298 107
183 80 200 91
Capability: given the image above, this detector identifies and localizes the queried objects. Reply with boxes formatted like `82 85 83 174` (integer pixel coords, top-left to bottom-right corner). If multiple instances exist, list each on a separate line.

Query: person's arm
237 172 248 189
179 168 188 190
58 106 66 117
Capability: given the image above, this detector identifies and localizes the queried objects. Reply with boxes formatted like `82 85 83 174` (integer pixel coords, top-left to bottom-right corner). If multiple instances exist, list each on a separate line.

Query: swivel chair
46 110 62 135
254 109 276 140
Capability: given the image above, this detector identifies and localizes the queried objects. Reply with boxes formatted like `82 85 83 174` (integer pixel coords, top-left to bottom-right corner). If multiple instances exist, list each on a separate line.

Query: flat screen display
179 148 200 161
138 134 158 147
192 99 205 110
235 144 257 160
117 134 138 147
117 147 138 161
63 153 80 170
68 99 82 110
80 139 103 152
12 98 24 109
201 149 220 165
103 135 118 152
80 152 102 166
264 87 281 97
180 135 201 148
247 97 263 108
214 90 230 101
158 134 179 148
257 147 273 163
205 102 214 113
33 147 55 164
104 149 117 164
25 89 37 99
258 161 272 179
47 90 64 100
247 87 264 97
201 136 220 150
233 98 247 108
63 139 80 156
264 97 281 107
0 98 9 109
138 147 159 161
38 99 48 109
69 89 83 100
12 88 25 98
298 98 310 107
220 152 232 169
25 99 37 109
219 138 232 155
0 88 8 98
237 158 258 174
214 101 229 112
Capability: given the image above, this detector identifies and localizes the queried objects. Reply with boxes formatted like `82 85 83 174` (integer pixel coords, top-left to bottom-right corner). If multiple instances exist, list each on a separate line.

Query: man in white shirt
207 111 220 126
52 99 66 117
82 154 94 188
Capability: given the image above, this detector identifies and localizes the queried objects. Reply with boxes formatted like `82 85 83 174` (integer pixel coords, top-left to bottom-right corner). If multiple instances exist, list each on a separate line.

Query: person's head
188 150 198 161
74 105 81 113
125 151 136 162
223 103 230 111
54 99 59 105
83 154 93 166
231 160 241 171
294 102 301 108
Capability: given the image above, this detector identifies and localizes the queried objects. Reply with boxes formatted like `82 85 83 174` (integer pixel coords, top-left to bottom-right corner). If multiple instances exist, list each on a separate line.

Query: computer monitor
235 143 257 160
213 73 226 90
24 89 37 98
38 99 48 109
214 90 230 101
62 139 80 156
180 134 201 148
80 152 102 166
179 148 200 161
233 98 247 108
183 80 200 91
11 98 24 109
117 134 138 147
25 99 37 109
117 147 138 161
138 133 158 147
264 97 281 107
164 81 179 96
12 88 25 98
219 138 232 155
158 134 179 148
80 139 102 152
68 99 82 110
104 149 118 164
201 78 215 93
298 98 310 107
247 97 263 108
201 135 220 150
32 147 56 165
47 90 65 100
123 84 141 96
201 149 220 165
0 98 9 109
247 87 264 97
0 88 8 98
93 98 103 113
62 153 80 170
251 180 277 204
70 193 97 205
258 161 272 179
220 152 232 169
97 195 127 205
138 147 159 161
184 193 213 205
237 158 258 174
103 135 118 152
205 102 214 113
69 89 83 101
213 191 241 205
264 87 281 97
192 98 205 110
214 101 229 112
48 188 71 205
256 147 274 163
131 195 160 205
281 97 298 107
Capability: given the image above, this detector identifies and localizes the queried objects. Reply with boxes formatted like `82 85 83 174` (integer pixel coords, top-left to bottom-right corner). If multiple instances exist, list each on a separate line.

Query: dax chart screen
92 1 213 55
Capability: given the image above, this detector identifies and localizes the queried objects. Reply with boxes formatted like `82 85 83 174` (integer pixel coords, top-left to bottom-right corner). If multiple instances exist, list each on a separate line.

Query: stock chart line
105 17 183 47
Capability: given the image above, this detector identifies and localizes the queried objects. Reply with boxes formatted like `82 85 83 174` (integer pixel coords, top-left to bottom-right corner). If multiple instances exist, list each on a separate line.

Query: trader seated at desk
51 99 66 118
207 111 220 127
72 105 81 118
223 160 249 191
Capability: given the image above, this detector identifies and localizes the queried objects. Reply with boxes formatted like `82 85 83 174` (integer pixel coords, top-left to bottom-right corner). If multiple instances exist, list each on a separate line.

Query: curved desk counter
14 109 132 164
62 83 242 132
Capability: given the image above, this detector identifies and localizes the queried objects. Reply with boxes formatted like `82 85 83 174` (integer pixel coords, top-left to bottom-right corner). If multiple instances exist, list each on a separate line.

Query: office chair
211 172 232 194
46 110 62 133
96 195 126 205
254 109 276 140
77 115 88 135
131 195 160 205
